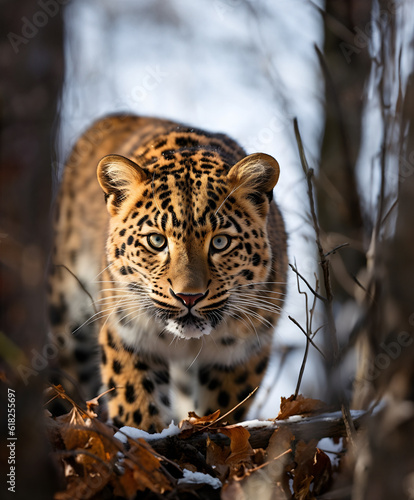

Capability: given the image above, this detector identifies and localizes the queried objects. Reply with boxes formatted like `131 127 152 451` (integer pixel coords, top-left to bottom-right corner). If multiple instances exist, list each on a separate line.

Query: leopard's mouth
150 296 227 339
165 314 212 339
161 308 225 339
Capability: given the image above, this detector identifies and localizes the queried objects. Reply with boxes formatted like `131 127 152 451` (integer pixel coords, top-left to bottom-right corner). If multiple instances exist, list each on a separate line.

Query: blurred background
2 0 414 498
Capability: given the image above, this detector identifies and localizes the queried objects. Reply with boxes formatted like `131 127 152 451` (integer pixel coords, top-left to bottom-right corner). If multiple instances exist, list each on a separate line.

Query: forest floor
48 385 362 500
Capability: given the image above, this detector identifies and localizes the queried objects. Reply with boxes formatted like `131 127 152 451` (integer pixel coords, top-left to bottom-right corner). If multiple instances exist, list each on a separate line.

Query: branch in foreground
147 409 366 457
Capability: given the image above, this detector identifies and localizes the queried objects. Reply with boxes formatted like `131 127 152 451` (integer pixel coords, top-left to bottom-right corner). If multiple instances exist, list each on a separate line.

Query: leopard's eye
211 234 231 252
147 234 167 251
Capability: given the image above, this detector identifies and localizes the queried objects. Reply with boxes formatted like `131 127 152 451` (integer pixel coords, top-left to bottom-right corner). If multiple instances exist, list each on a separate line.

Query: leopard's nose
170 290 208 308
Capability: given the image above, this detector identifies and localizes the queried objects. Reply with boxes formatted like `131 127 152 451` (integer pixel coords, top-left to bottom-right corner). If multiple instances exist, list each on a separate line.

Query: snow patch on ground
317 437 344 468
178 469 222 489
114 420 181 443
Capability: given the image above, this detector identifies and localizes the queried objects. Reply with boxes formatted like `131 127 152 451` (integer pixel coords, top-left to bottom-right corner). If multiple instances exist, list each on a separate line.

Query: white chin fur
165 319 212 339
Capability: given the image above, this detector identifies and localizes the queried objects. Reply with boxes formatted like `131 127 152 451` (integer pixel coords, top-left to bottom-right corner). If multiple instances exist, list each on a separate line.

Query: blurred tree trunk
353 72 414 500
319 1 372 300
318 1 414 497
316 0 373 407
0 1 64 497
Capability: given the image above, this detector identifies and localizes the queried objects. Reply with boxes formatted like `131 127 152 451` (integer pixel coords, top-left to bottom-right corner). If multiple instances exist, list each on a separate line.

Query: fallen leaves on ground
49 385 172 499
48 388 335 499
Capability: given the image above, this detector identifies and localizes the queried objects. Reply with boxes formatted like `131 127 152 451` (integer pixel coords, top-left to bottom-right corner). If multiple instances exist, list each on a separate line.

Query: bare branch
293 118 339 362
324 242 350 257
289 262 326 302
55 264 98 315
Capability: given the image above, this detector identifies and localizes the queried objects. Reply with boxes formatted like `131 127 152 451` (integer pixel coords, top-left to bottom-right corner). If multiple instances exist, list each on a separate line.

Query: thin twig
292 265 321 398
56 264 98 315
289 263 326 302
294 118 359 446
205 387 259 429
293 118 339 362
288 316 325 359
380 197 398 226
324 242 350 257
341 403 357 453
248 449 292 472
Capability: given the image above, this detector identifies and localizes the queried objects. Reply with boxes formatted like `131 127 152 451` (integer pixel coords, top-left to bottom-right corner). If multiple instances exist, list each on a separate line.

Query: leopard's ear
227 153 280 205
97 154 148 215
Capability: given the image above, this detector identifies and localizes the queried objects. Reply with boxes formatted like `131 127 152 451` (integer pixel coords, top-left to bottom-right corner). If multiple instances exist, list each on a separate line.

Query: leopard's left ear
227 153 280 202
97 154 148 215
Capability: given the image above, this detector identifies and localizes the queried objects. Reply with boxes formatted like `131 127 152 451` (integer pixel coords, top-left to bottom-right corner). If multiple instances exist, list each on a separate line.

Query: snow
309 410 366 423
284 414 305 423
114 420 181 444
178 469 222 489
317 437 344 468
242 418 276 429
244 409 366 429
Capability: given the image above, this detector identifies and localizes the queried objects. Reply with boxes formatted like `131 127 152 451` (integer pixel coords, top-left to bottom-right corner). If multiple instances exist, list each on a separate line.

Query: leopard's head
97 146 281 341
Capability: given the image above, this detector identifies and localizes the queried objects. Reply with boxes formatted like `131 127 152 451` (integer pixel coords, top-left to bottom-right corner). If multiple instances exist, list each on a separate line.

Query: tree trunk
0 1 64 497
319 1 372 300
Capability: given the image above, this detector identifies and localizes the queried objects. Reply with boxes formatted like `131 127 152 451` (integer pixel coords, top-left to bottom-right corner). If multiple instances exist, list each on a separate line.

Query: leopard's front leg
196 344 271 424
100 324 172 433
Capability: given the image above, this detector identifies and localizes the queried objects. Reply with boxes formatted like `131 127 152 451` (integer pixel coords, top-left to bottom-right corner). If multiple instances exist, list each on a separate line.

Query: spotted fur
49 114 287 431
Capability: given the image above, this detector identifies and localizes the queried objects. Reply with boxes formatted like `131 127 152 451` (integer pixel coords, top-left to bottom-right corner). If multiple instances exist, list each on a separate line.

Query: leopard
48 113 287 432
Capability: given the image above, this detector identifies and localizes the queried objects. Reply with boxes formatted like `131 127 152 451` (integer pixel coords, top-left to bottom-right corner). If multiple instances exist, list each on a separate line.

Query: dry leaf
87 417 121 458
206 436 230 465
55 461 111 500
206 437 230 480
220 426 253 465
293 440 332 499
85 387 115 415
56 407 90 451
263 427 295 496
113 438 172 497
277 394 328 420
187 410 221 425
267 426 295 459
179 409 221 437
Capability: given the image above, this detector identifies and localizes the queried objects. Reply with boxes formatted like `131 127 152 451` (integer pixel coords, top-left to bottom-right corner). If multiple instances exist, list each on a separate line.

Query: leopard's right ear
97 154 148 215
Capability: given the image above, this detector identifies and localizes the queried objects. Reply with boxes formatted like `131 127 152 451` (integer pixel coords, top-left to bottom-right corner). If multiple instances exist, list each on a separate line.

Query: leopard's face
98 149 280 341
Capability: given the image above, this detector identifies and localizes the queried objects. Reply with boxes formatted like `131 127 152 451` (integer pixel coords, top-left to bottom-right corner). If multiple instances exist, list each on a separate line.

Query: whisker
231 294 283 308
187 339 204 371
224 309 253 336
230 281 287 291
93 262 114 281
230 293 283 310
215 184 243 216
227 302 274 329
227 305 261 346
234 289 286 297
